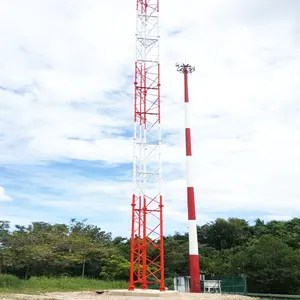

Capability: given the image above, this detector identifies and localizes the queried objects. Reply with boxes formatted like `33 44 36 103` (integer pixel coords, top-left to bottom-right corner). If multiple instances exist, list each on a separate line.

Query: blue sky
0 0 300 237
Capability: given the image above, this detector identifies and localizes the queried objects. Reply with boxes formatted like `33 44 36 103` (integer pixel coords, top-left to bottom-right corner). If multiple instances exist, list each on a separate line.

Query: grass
0 274 128 294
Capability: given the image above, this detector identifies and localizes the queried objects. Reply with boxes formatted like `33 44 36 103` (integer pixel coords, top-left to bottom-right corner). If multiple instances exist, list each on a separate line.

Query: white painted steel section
184 102 190 129
186 156 193 187
188 220 199 255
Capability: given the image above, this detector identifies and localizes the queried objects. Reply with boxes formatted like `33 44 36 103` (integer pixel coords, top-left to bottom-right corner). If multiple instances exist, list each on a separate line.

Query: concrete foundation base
108 289 180 298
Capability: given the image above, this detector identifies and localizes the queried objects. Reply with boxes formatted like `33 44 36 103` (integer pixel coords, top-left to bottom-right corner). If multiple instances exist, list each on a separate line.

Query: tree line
0 217 299 294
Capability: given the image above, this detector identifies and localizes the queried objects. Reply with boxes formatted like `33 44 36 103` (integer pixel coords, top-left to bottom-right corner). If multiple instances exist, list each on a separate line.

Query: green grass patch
0 274 128 294
0 274 24 289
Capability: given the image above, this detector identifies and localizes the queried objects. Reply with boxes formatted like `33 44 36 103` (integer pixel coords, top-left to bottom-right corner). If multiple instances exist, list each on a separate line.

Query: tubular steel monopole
128 0 165 292
176 63 201 293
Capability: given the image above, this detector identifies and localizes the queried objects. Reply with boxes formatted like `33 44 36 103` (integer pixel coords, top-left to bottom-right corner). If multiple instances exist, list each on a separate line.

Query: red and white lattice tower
128 0 165 292
176 63 201 293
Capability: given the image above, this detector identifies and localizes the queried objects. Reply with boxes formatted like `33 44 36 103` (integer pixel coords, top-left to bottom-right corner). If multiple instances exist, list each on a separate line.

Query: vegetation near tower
0 217 300 294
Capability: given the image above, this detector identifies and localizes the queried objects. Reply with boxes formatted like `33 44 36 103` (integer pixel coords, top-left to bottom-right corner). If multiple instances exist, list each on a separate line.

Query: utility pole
176 63 201 293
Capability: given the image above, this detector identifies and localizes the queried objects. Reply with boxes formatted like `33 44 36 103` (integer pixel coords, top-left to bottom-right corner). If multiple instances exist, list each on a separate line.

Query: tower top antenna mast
176 63 195 74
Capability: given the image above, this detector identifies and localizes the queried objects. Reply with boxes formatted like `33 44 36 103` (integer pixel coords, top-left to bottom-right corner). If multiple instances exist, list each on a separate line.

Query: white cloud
262 215 293 222
0 186 11 202
0 0 300 234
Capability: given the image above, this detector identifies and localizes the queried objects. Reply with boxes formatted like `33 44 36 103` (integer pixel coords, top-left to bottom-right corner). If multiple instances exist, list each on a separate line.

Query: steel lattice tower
128 0 165 292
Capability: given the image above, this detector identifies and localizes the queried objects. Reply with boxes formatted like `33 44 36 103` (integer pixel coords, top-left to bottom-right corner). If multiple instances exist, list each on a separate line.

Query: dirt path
0 291 258 300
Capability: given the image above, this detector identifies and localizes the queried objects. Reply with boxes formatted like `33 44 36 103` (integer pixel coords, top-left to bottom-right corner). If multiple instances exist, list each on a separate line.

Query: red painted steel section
159 195 165 291
189 255 201 293
128 194 136 291
134 62 137 122
187 187 196 220
158 63 161 124
184 68 189 103
185 128 192 156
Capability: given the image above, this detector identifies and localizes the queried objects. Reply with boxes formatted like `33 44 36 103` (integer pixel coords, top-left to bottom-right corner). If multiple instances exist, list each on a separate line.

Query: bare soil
0 291 258 300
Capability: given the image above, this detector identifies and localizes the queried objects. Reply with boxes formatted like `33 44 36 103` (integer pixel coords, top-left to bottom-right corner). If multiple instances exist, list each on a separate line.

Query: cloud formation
0 186 11 202
0 0 299 234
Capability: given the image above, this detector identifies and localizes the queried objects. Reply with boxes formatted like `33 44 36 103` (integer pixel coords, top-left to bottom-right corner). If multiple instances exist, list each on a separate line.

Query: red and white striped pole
176 63 201 293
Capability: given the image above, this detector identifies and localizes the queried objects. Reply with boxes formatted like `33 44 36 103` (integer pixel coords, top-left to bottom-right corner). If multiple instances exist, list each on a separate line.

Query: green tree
198 218 251 250
100 254 129 280
241 235 300 294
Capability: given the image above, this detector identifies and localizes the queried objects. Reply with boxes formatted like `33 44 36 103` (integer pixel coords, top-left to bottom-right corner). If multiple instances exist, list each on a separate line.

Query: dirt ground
0 291 258 300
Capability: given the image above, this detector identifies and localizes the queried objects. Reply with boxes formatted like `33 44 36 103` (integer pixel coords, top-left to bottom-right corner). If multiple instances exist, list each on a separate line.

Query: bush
0 274 23 289
165 277 174 290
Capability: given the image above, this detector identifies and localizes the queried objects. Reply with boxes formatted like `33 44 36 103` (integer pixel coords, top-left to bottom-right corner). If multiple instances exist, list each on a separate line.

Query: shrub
0 274 23 289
